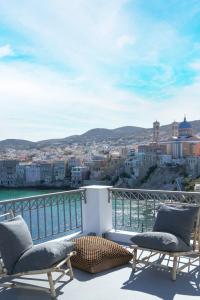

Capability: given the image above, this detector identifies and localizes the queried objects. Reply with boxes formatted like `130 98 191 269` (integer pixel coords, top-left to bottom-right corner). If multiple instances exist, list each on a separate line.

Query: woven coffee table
71 236 133 273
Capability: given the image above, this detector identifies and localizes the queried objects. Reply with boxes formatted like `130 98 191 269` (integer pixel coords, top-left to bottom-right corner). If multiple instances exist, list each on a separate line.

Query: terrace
0 185 200 300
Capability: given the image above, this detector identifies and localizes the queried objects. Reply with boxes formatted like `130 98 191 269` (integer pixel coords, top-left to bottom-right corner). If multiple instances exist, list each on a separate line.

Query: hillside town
0 117 200 190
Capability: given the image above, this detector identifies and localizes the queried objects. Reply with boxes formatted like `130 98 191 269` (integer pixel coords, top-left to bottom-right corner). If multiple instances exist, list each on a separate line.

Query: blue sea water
0 188 64 201
0 188 81 243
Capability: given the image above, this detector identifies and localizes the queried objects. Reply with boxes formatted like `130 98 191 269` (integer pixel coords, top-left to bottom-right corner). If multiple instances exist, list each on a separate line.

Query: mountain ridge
1 120 200 149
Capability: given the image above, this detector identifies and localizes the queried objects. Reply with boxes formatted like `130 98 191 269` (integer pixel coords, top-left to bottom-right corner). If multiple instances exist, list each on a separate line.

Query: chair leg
171 256 178 281
66 258 74 280
47 272 56 298
132 248 137 272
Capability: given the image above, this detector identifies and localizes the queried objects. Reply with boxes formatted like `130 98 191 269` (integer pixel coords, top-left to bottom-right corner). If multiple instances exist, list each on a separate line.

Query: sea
0 188 154 235
0 187 80 242
0 188 65 201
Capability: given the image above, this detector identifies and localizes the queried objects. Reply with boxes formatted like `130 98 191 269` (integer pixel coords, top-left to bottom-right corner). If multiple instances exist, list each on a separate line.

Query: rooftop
0 248 199 300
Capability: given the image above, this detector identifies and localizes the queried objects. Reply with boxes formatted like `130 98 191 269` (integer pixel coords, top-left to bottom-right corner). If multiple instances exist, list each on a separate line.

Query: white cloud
189 60 200 71
0 60 200 141
0 61 136 140
0 1 199 140
116 35 135 49
0 44 13 58
0 0 136 69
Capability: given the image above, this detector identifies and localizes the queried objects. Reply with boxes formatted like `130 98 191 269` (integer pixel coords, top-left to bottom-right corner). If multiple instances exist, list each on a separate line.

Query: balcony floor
0 252 199 300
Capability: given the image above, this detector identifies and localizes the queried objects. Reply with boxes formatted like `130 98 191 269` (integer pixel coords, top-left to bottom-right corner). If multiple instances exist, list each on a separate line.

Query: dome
178 116 193 138
179 117 192 129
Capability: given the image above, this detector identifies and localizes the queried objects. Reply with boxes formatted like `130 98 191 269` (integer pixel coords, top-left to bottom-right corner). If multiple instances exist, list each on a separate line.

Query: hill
0 139 35 149
1 119 200 149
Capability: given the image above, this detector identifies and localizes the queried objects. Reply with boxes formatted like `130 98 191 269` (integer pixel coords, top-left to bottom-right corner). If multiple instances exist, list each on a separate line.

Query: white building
125 153 157 179
71 166 89 186
16 163 26 185
40 162 53 184
25 164 41 184
0 160 19 186
53 161 66 181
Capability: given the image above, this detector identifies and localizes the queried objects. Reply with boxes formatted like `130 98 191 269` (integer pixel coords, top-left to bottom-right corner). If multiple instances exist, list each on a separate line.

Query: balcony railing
109 188 200 232
1 186 200 243
0 189 85 242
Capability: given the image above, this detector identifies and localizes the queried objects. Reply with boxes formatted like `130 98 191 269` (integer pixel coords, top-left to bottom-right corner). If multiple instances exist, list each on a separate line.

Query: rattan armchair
0 211 76 298
131 203 200 280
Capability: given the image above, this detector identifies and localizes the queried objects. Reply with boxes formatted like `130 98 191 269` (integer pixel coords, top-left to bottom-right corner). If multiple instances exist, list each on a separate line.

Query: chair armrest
130 244 138 249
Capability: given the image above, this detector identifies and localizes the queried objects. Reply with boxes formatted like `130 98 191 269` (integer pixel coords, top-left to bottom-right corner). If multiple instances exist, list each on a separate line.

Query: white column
81 185 112 236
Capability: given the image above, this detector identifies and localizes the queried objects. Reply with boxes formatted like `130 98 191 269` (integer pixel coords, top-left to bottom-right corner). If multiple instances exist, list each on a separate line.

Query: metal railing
109 188 200 232
0 189 85 242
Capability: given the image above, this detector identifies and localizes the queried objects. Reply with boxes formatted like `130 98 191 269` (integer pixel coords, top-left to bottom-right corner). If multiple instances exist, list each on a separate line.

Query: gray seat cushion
13 240 75 274
130 232 191 252
153 204 198 246
0 215 33 274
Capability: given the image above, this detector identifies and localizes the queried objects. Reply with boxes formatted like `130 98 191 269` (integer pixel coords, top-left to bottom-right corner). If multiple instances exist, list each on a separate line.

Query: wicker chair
131 203 200 280
0 211 76 298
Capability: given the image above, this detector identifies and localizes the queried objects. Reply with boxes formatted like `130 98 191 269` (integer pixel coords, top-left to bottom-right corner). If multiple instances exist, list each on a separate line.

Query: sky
0 0 200 141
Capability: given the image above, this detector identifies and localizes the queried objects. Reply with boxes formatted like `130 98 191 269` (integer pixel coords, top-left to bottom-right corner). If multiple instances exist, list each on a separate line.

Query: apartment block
0 160 19 186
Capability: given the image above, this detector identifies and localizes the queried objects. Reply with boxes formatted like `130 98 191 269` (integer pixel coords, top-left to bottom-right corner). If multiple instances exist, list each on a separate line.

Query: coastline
0 187 73 201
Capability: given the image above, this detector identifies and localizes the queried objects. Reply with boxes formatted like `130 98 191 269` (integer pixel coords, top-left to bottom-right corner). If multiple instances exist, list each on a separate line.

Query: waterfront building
86 154 107 173
136 152 157 178
89 169 105 181
16 163 26 186
125 152 157 179
67 156 82 168
53 161 66 181
25 164 41 185
40 162 53 184
71 166 89 186
0 160 19 186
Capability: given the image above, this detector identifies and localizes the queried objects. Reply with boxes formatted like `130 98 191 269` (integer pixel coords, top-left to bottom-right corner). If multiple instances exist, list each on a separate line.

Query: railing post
81 185 112 236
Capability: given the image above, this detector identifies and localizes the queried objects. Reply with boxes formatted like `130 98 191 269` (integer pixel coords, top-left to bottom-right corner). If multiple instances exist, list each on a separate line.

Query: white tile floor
0 251 199 300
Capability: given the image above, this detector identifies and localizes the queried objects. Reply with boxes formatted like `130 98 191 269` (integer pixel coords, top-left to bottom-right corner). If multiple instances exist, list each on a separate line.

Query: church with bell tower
165 116 200 158
138 116 200 158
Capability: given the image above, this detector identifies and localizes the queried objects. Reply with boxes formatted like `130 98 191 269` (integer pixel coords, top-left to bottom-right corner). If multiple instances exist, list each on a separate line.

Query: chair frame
0 211 76 298
131 203 200 281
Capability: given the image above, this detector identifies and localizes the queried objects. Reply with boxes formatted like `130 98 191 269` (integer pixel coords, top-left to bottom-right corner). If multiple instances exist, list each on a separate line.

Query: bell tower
172 121 179 138
153 121 160 143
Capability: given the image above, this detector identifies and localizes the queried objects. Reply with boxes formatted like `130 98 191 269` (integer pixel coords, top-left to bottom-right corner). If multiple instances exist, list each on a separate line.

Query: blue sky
0 0 200 141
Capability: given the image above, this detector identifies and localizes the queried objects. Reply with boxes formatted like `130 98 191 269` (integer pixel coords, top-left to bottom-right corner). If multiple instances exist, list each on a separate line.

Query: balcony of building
0 186 200 300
